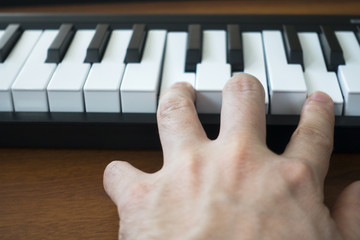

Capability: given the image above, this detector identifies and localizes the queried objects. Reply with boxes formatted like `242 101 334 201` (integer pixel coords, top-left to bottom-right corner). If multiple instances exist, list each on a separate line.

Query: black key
227 24 243 72
84 24 111 63
124 24 147 63
319 25 345 71
185 24 202 72
283 25 303 69
0 24 23 63
46 24 75 63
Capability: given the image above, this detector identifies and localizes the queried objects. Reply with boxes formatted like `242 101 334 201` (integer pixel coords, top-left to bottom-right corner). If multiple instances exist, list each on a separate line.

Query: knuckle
182 153 203 173
229 140 254 160
178 158 204 186
280 160 315 188
157 94 194 122
221 141 261 176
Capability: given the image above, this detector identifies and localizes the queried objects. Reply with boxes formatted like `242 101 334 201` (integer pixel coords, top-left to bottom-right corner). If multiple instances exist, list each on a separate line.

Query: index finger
157 82 208 161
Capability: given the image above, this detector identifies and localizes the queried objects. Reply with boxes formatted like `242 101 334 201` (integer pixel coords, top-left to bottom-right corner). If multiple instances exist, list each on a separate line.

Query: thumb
103 161 146 206
332 181 360 240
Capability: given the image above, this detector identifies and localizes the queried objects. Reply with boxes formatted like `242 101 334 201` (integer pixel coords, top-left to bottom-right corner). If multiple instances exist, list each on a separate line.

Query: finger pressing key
219 73 267 146
157 82 208 159
283 91 335 182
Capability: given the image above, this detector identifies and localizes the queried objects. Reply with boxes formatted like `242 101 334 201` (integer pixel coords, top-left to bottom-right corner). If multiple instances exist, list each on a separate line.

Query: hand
103 73 360 240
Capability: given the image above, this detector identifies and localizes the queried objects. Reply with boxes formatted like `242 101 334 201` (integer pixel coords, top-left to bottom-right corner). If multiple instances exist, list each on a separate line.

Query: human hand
104 73 360 240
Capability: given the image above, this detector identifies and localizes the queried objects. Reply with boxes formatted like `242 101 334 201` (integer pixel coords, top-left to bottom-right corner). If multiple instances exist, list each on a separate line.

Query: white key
196 30 231 113
0 30 42 111
298 32 343 115
47 30 95 112
263 31 307 115
336 31 360 116
0 30 5 48
159 32 195 96
120 30 167 113
84 30 132 113
233 32 269 114
11 30 58 112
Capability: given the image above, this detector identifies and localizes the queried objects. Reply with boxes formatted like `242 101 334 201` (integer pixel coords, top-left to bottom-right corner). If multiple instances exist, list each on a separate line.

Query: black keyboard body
0 13 359 152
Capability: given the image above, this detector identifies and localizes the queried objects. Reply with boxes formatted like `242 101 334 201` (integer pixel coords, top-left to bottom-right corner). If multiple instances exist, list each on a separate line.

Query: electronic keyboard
0 13 359 152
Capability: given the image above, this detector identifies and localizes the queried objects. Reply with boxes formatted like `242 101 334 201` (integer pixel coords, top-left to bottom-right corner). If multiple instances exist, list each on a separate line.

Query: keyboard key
298 32 343 115
233 32 269 114
283 25 303 69
227 24 243 71
0 24 23 62
336 31 360 116
196 30 231 113
263 30 307 115
124 24 147 63
84 24 111 63
84 30 132 112
185 24 202 72
160 32 195 96
47 30 95 112
46 24 75 63
0 30 42 111
121 30 167 113
319 25 345 71
12 30 58 112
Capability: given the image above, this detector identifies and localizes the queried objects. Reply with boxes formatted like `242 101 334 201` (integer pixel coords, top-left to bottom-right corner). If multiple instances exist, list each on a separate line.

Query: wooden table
0 1 359 239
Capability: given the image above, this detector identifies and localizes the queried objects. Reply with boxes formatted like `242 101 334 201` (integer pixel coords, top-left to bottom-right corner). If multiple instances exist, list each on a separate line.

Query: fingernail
309 92 333 103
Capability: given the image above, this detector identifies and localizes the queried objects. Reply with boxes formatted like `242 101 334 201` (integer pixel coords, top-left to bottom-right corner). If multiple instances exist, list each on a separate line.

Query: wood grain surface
0 1 359 239
1 0 360 14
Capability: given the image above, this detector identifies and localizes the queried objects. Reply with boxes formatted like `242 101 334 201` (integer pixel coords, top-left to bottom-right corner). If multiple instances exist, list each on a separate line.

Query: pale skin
103 73 360 240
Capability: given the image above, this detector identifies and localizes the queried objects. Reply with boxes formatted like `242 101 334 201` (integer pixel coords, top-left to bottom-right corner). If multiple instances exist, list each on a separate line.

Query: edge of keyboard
0 13 360 152
1 112 360 152
0 13 359 30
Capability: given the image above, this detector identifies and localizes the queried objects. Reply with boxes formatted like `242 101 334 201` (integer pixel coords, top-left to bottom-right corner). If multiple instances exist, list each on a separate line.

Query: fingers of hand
219 73 266 145
283 92 335 182
332 181 360 240
103 161 146 207
157 82 208 157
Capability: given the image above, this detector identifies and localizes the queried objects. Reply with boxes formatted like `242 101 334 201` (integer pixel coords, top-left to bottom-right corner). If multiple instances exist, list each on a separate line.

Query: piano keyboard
0 13 359 152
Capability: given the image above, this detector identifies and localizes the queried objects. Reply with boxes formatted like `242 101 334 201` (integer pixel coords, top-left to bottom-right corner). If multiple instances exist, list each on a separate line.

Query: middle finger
218 73 267 146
